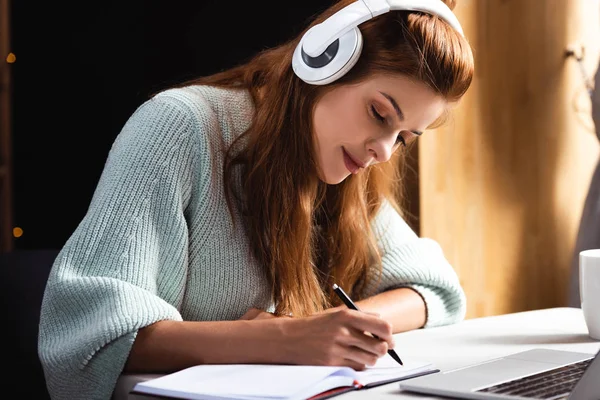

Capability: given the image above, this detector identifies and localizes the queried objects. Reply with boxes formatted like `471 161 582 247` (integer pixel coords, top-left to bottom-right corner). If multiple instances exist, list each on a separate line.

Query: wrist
237 318 296 364
265 317 299 364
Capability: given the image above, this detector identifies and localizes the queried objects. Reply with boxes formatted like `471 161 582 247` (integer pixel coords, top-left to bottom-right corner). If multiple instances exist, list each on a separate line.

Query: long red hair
179 0 473 317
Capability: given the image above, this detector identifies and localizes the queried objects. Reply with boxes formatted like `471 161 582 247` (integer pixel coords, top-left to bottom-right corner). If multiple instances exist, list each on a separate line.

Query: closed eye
371 104 409 147
396 135 406 147
371 105 385 123
397 131 420 148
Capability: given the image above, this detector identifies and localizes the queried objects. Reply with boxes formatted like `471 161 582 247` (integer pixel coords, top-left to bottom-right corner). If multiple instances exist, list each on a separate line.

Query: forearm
355 287 426 333
124 319 287 373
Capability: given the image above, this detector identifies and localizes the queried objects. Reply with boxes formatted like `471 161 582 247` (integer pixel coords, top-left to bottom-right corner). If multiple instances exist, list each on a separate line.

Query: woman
38 0 474 399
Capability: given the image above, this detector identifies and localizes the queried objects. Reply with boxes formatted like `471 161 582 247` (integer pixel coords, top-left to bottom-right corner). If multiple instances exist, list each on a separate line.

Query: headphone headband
292 0 464 85
303 0 463 58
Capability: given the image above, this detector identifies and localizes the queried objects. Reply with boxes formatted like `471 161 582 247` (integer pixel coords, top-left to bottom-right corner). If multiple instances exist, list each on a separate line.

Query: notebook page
134 364 357 399
355 354 435 386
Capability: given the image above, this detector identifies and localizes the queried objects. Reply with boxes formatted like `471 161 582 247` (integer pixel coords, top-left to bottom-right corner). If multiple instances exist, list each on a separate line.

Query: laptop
399 348 600 400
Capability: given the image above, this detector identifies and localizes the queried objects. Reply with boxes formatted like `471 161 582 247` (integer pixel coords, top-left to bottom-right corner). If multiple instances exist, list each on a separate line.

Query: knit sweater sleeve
38 92 208 400
364 199 467 328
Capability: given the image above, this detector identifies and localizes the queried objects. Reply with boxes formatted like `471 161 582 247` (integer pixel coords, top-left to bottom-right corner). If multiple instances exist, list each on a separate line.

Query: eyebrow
380 91 423 136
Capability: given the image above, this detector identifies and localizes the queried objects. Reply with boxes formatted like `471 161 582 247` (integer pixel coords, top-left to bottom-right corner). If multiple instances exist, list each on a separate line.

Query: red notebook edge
308 368 441 400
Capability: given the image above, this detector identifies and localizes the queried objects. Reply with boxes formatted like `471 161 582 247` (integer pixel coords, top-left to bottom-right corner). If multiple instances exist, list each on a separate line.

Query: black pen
332 283 404 366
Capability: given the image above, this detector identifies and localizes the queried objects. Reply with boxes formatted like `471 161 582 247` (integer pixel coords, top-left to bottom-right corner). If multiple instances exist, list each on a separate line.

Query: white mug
579 249 600 340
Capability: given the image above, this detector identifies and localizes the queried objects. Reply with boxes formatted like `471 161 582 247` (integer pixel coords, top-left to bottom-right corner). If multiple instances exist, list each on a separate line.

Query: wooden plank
419 0 600 318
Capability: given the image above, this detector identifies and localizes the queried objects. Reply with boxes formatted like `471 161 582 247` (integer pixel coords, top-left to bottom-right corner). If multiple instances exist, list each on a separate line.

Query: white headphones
292 0 464 85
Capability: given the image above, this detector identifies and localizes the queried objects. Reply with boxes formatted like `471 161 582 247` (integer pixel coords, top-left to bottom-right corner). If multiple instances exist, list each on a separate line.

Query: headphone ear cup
292 27 363 85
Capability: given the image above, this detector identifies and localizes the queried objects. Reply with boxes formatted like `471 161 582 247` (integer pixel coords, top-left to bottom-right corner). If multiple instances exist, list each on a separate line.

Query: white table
117 307 599 400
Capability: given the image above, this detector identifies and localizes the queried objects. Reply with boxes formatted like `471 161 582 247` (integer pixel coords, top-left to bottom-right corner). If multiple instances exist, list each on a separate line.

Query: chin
316 159 350 185
319 172 350 185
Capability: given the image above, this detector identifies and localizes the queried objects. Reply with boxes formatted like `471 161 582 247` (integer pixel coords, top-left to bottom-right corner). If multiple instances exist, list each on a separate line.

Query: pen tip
332 284 338 289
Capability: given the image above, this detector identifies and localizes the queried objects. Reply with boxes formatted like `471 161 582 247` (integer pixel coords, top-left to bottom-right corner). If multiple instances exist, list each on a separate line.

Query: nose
367 134 396 163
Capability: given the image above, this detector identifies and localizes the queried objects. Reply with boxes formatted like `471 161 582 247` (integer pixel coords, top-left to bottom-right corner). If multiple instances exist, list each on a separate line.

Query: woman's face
312 74 447 185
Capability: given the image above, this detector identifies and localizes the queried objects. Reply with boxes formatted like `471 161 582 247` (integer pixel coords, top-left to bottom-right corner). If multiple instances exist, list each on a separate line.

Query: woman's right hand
276 308 395 371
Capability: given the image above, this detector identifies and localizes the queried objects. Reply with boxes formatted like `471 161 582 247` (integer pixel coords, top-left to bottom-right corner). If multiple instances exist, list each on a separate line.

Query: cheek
315 107 367 146
313 107 338 151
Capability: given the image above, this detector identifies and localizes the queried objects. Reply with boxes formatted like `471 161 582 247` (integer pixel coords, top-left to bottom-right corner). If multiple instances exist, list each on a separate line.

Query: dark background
10 0 333 251
5 3 332 397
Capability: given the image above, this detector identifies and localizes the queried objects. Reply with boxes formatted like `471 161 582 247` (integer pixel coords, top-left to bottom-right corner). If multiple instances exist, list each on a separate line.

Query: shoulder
115 85 254 156
150 85 255 140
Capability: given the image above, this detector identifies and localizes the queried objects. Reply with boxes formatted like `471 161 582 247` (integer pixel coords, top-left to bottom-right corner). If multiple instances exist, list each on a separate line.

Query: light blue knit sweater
38 85 466 400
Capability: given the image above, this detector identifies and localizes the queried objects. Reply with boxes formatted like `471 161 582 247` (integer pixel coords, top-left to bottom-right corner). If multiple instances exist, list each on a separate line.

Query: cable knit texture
38 85 466 400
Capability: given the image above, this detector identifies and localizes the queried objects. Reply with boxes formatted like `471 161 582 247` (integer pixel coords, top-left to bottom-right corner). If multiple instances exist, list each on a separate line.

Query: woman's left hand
315 305 345 315
239 305 348 320
239 308 279 320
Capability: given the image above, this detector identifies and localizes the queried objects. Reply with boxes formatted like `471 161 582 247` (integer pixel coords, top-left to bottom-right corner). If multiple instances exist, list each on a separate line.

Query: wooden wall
418 0 600 318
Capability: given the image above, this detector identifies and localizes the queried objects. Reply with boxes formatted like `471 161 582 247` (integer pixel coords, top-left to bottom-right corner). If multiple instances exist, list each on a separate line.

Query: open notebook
131 354 438 400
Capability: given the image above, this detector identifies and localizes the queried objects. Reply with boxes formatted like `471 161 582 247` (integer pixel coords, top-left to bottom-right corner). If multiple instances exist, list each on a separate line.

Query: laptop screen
569 350 600 400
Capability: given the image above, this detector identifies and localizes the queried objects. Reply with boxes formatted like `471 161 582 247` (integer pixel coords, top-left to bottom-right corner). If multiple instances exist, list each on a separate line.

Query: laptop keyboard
476 359 592 399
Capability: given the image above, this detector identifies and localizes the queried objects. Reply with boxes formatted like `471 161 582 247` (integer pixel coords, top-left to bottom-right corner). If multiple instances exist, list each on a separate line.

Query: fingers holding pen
335 308 395 349
278 308 395 369
336 326 390 367
327 310 396 369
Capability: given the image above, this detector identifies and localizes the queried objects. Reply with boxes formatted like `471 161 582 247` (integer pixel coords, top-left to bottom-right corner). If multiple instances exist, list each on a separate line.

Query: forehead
355 73 438 100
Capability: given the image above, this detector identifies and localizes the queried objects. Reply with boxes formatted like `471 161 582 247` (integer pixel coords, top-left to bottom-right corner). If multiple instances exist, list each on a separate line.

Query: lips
342 147 365 174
